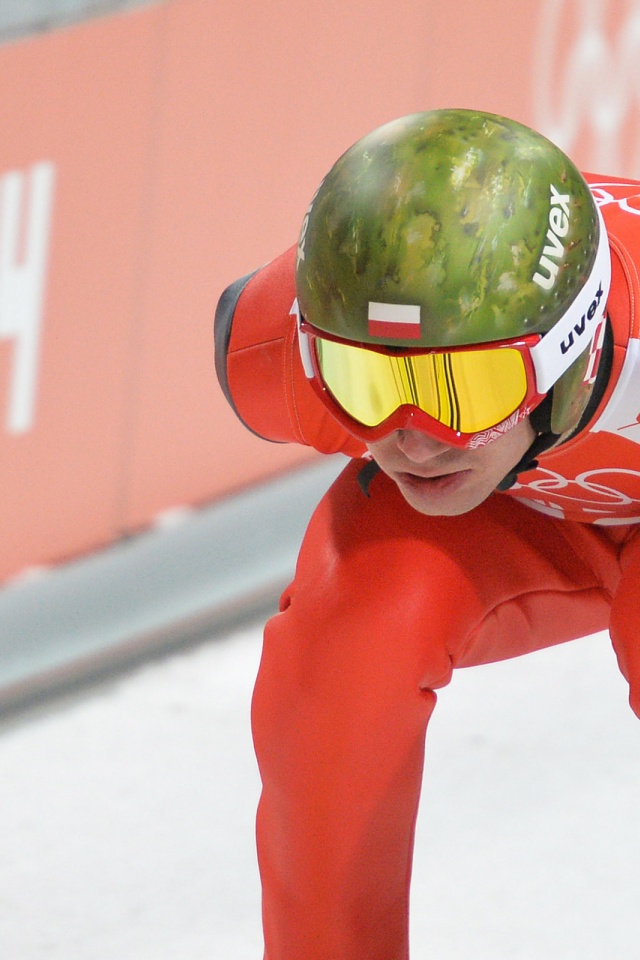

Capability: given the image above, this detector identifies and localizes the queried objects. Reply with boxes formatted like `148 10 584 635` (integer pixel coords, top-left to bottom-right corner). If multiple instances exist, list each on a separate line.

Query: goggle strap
293 298 316 379
529 203 611 393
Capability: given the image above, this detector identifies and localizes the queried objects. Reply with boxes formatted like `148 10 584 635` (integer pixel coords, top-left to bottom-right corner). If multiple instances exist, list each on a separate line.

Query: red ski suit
215 173 640 960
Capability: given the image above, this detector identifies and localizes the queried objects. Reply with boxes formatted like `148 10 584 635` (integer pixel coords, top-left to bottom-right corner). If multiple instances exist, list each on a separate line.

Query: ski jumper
215 173 640 960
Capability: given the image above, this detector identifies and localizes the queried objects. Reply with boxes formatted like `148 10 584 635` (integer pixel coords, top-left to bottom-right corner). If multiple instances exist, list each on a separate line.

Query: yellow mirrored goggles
314 333 541 437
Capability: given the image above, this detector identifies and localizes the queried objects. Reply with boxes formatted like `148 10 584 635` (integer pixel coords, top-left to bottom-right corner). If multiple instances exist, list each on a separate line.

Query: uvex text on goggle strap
297 214 611 448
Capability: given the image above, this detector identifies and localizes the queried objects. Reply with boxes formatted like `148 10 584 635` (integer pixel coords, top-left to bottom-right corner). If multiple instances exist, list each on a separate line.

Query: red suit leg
252 459 621 960
610 529 640 717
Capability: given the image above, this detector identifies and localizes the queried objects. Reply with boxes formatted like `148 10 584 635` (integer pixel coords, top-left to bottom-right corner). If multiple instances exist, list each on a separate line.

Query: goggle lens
315 336 530 434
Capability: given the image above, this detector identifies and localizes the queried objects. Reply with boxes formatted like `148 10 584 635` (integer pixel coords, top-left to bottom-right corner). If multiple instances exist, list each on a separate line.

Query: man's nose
394 428 450 463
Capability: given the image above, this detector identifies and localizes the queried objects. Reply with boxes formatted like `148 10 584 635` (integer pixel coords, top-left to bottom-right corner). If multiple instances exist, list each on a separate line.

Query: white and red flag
367 301 421 340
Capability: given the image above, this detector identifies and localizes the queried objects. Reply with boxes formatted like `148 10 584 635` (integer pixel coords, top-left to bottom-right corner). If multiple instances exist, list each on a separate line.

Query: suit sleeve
214 244 365 457
610 532 640 719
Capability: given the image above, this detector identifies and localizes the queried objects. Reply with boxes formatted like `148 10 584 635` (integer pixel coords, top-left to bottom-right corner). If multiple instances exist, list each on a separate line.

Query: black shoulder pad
214 270 257 409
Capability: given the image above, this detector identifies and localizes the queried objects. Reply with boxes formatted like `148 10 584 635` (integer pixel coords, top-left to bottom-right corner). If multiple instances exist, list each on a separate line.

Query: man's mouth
397 469 472 491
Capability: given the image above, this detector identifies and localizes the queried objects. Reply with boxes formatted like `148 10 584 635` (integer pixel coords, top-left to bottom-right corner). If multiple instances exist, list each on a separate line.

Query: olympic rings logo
590 181 640 215
533 0 640 176
513 466 640 511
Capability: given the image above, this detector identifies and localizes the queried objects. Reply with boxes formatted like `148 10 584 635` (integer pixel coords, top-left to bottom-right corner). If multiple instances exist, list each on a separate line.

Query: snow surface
0 624 639 959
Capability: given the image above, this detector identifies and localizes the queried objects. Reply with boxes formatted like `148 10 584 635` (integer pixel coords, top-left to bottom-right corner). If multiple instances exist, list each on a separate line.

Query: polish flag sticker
367 301 421 340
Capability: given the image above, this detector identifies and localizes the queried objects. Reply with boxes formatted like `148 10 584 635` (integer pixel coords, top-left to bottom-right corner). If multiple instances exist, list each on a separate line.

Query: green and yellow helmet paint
295 109 610 440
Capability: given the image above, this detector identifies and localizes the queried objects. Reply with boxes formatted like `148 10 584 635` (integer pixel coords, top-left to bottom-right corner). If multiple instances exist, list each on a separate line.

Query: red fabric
610 530 640 717
253 459 637 959
505 174 640 523
219 173 640 958
224 174 640 523
226 245 365 457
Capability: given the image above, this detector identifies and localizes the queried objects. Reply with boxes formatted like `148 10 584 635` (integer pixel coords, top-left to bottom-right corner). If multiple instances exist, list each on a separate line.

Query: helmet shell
296 110 600 351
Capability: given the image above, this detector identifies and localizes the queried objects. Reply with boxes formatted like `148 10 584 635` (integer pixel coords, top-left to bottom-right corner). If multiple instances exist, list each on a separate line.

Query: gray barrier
0 0 152 43
0 457 345 712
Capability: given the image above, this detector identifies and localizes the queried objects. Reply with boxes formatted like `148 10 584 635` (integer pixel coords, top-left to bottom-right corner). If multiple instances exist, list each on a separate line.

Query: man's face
366 417 536 516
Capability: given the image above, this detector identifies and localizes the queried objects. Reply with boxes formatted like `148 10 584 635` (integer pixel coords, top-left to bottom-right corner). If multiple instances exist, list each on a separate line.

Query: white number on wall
0 161 55 434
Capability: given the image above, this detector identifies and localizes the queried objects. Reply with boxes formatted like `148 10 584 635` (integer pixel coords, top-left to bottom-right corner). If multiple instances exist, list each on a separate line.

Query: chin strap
495 430 559 492
496 392 559 492
357 458 381 497
497 316 614 493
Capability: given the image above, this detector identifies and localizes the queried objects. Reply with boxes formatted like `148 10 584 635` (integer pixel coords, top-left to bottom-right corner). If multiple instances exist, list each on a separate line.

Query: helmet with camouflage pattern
295 109 611 441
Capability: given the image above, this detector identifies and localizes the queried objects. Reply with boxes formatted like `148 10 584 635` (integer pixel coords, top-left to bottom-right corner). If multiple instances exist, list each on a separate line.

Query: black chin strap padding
357 459 381 497
529 390 554 435
495 391 557 492
496 430 559 492
497 316 614 493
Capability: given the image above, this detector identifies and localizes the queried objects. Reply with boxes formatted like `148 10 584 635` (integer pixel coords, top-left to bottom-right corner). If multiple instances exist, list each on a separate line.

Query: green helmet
296 109 611 440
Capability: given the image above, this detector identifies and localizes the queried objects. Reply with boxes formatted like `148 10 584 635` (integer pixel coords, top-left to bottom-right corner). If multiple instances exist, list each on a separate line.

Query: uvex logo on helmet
533 184 571 290
528 194 610 397
559 281 605 356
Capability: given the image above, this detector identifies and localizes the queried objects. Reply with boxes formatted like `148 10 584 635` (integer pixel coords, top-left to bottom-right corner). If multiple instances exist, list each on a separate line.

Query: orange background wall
0 0 637 580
